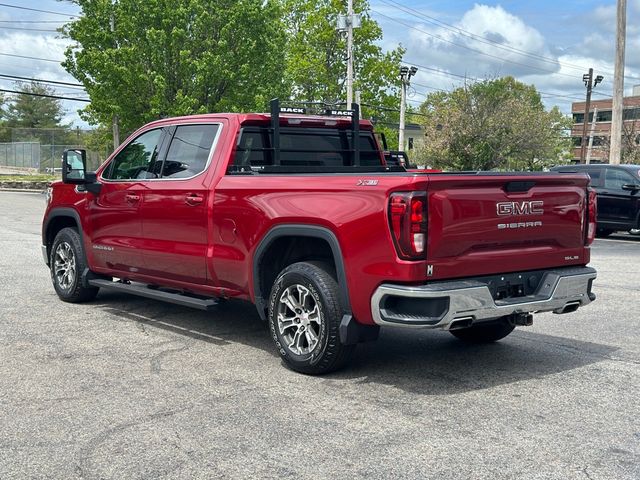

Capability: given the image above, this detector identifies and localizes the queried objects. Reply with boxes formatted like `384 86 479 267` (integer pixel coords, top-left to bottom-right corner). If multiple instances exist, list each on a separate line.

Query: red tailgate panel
426 174 590 280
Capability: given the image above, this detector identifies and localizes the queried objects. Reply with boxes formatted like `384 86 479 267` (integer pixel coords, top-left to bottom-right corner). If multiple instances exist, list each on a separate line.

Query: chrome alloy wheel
277 284 321 356
53 241 76 290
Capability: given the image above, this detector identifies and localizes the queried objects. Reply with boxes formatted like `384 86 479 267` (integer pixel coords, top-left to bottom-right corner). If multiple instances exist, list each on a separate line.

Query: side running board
88 279 219 311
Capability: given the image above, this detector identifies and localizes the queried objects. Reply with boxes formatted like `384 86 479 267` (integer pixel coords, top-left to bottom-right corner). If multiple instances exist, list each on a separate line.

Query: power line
378 0 640 84
0 52 63 63
0 88 89 102
0 3 79 18
404 62 598 101
0 20 65 24
0 73 83 87
360 103 429 117
379 0 582 72
0 26 58 32
372 9 581 80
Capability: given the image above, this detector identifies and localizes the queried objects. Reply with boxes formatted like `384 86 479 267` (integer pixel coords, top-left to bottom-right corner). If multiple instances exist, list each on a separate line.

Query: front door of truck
137 123 222 285
88 127 168 275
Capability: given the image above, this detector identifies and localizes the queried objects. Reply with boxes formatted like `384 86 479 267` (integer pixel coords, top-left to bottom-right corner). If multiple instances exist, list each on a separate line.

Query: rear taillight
586 187 597 245
389 192 427 260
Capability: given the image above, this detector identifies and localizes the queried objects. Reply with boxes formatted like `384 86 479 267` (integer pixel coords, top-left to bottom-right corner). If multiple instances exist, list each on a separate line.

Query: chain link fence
0 128 112 175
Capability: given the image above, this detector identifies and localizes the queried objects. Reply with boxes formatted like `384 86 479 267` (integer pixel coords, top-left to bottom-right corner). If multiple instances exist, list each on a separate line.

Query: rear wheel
596 228 614 238
267 262 355 375
50 227 99 303
450 318 515 343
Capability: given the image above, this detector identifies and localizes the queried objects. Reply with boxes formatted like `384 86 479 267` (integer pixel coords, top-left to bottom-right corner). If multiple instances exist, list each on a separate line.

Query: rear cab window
229 127 383 173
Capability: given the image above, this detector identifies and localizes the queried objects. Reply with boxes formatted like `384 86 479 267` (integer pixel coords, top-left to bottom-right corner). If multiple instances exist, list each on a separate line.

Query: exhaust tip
449 317 473 330
553 301 581 315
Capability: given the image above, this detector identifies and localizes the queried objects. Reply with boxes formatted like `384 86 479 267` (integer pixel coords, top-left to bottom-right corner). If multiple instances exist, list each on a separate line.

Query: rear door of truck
424 173 590 280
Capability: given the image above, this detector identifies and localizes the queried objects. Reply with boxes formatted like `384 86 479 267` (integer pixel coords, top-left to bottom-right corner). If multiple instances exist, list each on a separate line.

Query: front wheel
50 227 99 303
268 262 355 375
449 318 515 343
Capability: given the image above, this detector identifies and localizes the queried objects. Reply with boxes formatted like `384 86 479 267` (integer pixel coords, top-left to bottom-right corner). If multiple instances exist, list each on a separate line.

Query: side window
583 168 603 187
604 168 634 190
103 129 163 180
234 130 271 168
162 124 219 179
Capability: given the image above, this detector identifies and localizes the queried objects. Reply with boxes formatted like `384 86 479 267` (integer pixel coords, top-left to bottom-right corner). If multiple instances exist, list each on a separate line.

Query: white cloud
0 31 88 127
376 2 640 114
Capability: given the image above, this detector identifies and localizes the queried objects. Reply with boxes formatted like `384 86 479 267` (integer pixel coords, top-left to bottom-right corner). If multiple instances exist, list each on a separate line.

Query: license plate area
474 270 546 301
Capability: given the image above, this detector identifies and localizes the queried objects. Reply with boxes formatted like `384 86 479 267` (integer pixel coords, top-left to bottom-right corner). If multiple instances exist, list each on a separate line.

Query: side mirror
621 184 640 192
62 149 87 184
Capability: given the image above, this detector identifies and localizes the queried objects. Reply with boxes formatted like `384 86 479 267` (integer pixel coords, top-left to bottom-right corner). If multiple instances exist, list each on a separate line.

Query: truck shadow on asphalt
93 292 619 396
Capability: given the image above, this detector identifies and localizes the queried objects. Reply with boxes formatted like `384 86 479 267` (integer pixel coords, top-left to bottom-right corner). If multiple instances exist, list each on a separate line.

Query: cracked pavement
0 191 639 479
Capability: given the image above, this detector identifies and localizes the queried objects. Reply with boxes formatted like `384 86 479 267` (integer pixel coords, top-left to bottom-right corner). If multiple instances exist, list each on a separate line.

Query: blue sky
1 0 639 127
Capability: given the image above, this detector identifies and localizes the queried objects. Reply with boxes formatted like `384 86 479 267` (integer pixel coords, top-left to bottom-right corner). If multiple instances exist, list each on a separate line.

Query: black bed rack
269 98 361 167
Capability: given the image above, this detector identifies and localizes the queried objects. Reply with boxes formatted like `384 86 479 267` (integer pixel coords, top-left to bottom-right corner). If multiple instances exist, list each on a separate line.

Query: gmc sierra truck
42 101 597 374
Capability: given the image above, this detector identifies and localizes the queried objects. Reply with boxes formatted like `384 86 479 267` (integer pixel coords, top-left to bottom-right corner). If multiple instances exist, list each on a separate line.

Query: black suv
551 164 640 237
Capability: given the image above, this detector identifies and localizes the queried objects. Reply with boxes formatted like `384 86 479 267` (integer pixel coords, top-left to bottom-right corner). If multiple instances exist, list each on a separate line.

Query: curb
0 188 46 194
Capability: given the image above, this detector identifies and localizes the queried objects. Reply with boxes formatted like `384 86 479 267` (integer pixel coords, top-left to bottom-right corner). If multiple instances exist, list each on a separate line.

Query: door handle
125 193 140 203
185 194 204 206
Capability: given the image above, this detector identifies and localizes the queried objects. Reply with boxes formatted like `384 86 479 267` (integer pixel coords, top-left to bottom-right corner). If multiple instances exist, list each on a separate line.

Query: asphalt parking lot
0 191 639 480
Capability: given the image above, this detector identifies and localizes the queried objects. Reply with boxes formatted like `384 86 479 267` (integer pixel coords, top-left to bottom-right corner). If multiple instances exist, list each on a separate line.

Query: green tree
5 82 65 129
62 0 287 135
283 0 404 119
416 77 572 171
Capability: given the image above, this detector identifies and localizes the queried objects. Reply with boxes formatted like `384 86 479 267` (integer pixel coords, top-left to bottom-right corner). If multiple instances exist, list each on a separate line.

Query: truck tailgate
426 174 590 279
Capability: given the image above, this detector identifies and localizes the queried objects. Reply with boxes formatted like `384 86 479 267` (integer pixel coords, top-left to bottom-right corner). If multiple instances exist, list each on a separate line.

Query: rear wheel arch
252 225 351 321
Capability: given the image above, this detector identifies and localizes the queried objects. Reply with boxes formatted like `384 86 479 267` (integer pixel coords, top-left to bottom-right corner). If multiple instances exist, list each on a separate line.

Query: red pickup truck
42 102 597 374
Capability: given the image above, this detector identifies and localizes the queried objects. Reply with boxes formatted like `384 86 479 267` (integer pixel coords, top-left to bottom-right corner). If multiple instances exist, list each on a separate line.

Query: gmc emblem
496 201 544 216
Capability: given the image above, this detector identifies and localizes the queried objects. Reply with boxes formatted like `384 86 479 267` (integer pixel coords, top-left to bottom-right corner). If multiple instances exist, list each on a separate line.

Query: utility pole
580 69 604 163
338 3 360 109
610 0 627 165
398 66 417 151
346 0 354 109
586 106 598 164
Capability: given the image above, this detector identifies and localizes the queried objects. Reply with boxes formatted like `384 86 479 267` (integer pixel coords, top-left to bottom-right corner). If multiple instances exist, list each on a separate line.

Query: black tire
267 262 355 375
450 318 515 343
50 227 99 303
596 228 614 238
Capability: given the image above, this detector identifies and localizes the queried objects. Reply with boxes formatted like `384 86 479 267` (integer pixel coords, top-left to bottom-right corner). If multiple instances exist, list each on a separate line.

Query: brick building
571 85 640 163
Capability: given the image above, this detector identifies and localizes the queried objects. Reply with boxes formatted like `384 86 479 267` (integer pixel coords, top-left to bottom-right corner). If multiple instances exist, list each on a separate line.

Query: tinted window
231 128 381 170
584 168 603 186
104 129 163 180
235 130 271 167
604 168 634 190
596 110 612 122
162 124 219 179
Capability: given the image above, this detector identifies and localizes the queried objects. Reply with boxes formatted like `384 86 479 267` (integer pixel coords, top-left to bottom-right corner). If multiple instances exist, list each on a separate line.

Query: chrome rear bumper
371 267 596 329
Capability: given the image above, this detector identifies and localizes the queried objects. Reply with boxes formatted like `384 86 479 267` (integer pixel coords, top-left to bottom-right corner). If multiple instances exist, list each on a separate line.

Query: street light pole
338 3 360 109
399 77 407 151
580 69 604 163
398 66 417 151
